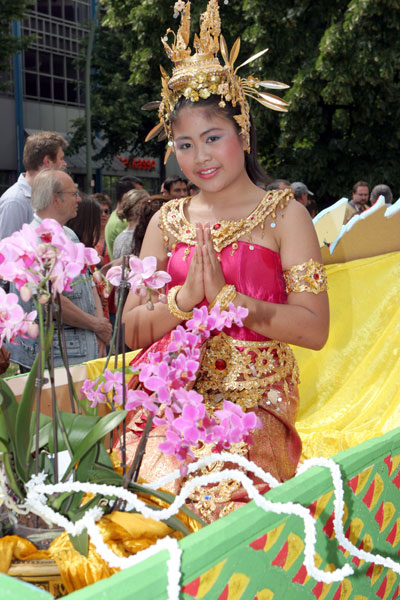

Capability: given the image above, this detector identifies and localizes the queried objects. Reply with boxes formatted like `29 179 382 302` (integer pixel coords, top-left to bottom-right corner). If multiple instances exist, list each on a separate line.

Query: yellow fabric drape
294 251 400 458
47 511 195 594
85 350 140 381
0 536 48 573
3 509 200 593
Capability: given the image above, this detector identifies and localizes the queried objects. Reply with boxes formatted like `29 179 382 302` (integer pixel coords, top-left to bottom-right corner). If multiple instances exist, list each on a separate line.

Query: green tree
72 0 400 205
278 0 400 203
0 0 33 89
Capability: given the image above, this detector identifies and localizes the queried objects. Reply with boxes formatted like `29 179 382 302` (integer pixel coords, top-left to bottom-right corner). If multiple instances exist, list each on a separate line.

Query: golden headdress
144 0 289 163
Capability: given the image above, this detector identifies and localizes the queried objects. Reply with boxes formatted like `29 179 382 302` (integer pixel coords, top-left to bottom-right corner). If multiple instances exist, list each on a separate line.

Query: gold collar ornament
144 0 289 162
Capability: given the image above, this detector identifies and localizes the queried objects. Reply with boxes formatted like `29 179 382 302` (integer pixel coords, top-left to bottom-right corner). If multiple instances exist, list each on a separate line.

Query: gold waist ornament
195 332 299 412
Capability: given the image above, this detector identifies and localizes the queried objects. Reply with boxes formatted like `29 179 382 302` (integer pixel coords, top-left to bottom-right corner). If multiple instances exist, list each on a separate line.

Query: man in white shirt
8 169 112 370
0 131 67 240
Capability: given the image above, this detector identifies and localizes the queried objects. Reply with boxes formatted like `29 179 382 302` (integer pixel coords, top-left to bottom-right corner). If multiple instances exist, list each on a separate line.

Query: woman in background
91 193 112 268
130 194 167 256
113 189 149 260
66 194 100 248
67 195 111 324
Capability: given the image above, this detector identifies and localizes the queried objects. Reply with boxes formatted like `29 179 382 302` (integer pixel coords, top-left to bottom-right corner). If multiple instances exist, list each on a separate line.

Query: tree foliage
73 0 400 205
278 0 400 203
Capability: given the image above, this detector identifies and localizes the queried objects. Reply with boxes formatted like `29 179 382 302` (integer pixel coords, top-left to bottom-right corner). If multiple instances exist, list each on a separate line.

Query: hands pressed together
177 223 226 312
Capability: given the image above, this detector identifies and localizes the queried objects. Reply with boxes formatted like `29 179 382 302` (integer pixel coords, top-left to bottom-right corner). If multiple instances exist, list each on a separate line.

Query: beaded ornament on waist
195 331 299 412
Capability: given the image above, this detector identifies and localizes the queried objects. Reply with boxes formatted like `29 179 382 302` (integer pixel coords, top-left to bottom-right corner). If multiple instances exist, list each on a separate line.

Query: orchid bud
36 243 47 256
159 293 168 304
27 322 39 338
92 270 103 284
103 283 111 299
179 464 188 478
20 285 33 302
146 301 154 311
38 292 51 305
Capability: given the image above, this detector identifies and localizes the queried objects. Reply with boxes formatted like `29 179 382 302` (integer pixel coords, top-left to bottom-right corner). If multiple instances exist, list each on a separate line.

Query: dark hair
23 131 67 171
66 195 101 248
163 175 187 193
266 179 291 191
116 176 144 202
353 180 369 194
187 181 200 195
131 195 167 256
91 192 112 211
170 96 267 184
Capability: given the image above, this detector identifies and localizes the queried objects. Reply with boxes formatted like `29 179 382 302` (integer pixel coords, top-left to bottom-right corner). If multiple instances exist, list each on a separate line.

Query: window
0 172 18 196
21 2 90 105
37 0 50 15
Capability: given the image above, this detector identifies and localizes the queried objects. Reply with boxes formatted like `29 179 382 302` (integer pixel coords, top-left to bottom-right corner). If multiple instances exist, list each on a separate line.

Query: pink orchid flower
0 289 38 346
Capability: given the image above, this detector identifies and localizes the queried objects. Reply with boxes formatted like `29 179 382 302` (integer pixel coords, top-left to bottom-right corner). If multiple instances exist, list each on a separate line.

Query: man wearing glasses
8 169 112 371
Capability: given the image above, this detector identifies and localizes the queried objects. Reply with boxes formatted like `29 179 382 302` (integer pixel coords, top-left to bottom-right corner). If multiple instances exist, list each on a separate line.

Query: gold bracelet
167 285 194 321
209 284 237 311
283 259 328 295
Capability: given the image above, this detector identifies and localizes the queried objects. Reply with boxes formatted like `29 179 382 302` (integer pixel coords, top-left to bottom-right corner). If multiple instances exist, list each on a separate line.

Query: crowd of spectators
0 132 395 370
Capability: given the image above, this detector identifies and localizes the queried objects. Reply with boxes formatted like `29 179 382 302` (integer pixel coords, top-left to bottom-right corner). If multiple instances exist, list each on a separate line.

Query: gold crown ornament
144 0 290 163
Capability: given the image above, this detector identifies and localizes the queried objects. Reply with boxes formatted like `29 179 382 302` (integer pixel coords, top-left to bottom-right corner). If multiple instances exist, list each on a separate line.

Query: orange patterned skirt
116 332 302 522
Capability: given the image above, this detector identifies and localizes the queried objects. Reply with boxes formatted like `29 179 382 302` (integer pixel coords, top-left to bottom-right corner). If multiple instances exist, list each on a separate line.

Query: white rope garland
23 455 400 600
298 457 400 574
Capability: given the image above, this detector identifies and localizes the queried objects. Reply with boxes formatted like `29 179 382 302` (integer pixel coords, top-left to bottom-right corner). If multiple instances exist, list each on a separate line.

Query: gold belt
195 331 299 411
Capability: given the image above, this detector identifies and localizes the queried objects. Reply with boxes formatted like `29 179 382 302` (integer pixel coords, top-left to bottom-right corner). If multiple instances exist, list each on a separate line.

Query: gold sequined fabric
195 331 299 412
185 441 248 522
183 332 302 522
159 190 293 254
120 332 302 523
283 258 328 295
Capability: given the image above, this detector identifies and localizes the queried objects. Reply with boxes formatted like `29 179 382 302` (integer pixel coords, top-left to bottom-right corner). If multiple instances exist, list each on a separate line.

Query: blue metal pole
85 0 100 192
12 20 24 175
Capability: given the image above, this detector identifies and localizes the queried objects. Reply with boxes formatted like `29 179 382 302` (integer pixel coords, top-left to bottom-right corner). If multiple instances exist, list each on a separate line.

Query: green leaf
49 491 82 513
31 418 52 453
68 531 89 557
0 438 24 500
88 465 125 486
14 323 53 481
160 514 190 536
61 410 127 481
75 445 99 482
46 412 101 454
88 468 205 527
57 492 85 515
0 376 18 446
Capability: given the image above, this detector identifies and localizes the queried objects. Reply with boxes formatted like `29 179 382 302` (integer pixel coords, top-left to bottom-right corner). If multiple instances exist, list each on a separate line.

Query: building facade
0 0 162 200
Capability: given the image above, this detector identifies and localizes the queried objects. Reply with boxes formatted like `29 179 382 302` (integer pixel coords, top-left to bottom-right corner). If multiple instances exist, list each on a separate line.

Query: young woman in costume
121 0 329 521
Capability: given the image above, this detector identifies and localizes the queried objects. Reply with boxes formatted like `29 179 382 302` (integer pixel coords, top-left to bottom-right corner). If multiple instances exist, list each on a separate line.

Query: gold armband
167 285 194 321
283 259 328 295
209 284 237 311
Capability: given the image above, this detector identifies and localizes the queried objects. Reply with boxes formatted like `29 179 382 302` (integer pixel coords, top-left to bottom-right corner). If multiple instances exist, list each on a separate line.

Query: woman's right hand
176 223 205 311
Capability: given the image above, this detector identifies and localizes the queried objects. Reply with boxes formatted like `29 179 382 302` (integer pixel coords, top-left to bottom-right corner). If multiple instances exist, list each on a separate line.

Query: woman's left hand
201 223 226 304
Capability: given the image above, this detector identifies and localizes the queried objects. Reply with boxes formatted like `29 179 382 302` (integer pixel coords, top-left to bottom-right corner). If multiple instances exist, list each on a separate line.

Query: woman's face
100 203 111 230
172 106 246 195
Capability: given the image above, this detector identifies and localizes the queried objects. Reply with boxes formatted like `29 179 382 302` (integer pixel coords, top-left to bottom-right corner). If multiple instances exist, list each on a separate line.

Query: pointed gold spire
144 1 289 158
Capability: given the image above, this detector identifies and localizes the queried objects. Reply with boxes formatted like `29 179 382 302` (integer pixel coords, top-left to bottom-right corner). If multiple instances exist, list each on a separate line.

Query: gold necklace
159 189 293 258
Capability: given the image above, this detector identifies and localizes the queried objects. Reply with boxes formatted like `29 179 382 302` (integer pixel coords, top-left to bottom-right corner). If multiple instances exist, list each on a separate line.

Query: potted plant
0 219 258 591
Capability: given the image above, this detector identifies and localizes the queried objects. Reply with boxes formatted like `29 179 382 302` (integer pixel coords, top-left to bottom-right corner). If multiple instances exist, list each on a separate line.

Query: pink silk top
167 240 287 342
